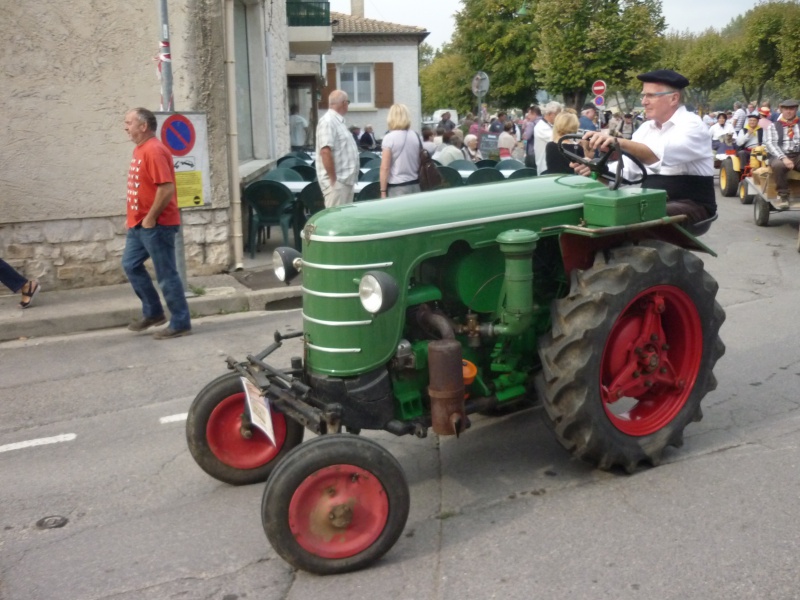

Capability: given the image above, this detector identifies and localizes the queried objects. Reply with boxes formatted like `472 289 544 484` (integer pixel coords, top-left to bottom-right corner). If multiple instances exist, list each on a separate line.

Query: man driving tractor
572 69 715 225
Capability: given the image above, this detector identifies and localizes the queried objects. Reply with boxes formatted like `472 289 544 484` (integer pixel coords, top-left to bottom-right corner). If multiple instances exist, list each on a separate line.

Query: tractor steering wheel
557 133 648 190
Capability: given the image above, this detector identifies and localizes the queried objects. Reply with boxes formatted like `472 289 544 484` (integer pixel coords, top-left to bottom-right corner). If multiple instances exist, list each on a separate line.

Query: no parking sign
155 112 210 208
161 114 196 157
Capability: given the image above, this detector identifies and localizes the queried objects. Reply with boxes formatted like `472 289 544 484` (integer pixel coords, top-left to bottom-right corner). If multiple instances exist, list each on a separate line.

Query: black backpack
417 134 443 191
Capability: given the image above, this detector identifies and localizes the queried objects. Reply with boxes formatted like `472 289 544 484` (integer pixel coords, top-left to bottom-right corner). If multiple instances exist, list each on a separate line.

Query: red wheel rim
206 392 287 469
600 285 703 436
288 464 390 559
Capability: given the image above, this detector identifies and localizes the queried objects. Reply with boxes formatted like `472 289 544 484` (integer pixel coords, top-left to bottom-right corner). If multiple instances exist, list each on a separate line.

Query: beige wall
1 0 292 289
1 1 232 224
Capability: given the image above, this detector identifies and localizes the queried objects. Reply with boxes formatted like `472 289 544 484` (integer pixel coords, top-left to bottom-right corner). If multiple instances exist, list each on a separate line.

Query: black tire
536 241 725 472
738 180 754 205
719 159 738 197
754 197 770 226
186 372 304 485
262 434 410 575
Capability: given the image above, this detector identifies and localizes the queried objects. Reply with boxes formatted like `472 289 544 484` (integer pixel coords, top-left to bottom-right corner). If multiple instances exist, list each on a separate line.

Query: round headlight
359 271 399 315
273 247 302 284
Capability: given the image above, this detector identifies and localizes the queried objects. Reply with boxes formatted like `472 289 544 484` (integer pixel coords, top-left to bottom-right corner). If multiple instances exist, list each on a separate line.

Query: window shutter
374 63 394 109
319 63 337 109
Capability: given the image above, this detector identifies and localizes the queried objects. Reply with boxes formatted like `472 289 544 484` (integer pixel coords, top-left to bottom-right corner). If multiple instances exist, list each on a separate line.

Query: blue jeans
0 258 27 293
122 225 191 330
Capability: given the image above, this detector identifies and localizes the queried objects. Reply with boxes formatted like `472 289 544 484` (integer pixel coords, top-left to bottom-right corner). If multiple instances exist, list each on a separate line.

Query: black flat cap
779 98 799 107
637 69 690 89
581 103 596 111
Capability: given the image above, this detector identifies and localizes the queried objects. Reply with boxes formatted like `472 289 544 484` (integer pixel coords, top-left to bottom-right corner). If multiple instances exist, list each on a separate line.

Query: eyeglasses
640 91 677 101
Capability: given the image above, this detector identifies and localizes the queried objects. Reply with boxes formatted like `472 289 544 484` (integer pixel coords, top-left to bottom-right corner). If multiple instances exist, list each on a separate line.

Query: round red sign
592 80 607 96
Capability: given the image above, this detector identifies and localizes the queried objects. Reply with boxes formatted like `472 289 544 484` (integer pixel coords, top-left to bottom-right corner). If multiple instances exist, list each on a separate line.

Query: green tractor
186 143 725 575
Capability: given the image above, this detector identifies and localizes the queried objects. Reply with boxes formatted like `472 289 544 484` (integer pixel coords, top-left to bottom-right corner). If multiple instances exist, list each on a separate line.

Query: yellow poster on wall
175 170 204 207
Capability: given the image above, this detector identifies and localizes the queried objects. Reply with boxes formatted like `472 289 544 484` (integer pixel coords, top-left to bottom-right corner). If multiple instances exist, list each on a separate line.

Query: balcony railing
287 1 330 27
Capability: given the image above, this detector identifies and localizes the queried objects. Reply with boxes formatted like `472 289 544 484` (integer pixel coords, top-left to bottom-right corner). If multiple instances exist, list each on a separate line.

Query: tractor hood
305 175 604 242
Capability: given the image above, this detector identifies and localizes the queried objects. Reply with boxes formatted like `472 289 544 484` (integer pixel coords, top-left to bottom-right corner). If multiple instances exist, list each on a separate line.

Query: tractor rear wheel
719 159 738 197
536 241 725 472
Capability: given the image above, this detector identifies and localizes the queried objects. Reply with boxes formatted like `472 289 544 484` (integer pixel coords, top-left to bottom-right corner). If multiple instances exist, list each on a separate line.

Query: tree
534 0 666 108
679 30 734 110
731 2 797 104
418 42 436 70
452 0 539 108
419 49 475 116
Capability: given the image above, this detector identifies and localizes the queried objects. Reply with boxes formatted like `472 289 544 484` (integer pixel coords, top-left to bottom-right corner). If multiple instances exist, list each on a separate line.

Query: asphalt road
2 189 800 600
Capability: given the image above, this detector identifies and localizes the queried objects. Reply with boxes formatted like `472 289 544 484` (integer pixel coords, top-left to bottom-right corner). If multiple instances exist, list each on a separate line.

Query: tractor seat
685 213 718 237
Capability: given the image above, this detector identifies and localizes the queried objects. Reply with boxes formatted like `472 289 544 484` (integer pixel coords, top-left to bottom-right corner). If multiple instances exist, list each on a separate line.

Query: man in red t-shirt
121 107 191 339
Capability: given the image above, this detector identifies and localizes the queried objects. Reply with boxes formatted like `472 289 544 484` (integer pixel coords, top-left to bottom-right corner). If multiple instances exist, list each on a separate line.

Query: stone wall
0 209 230 290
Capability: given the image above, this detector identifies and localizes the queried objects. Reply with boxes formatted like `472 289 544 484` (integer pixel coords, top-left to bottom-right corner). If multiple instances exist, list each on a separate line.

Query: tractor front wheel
739 181 754 205
536 241 725 472
186 372 304 485
262 434 410 575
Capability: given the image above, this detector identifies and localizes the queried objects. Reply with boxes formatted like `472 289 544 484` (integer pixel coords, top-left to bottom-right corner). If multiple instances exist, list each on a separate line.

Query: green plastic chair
448 159 478 172
242 180 297 256
361 157 382 170
289 150 312 160
359 168 381 182
475 159 497 168
356 181 382 201
298 180 326 216
507 167 538 180
276 156 307 168
466 167 505 185
495 158 525 171
290 164 317 182
436 165 463 189
262 168 303 182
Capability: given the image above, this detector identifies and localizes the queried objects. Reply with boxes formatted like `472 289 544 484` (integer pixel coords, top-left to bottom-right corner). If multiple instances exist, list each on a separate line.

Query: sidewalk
0 246 302 342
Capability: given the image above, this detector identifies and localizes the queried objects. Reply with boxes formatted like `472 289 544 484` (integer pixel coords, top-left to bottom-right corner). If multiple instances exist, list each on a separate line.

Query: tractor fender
547 217 717 275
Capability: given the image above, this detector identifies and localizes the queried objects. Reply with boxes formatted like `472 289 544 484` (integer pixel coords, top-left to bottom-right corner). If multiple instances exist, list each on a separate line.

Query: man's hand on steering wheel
559 132 647 190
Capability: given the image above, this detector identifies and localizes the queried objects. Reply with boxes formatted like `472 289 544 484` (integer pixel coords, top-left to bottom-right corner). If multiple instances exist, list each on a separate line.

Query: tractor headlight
273 247 302 284
359 271 399 315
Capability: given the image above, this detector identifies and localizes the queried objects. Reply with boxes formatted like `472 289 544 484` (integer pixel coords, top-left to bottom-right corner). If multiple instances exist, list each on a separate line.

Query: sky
328 0 759 50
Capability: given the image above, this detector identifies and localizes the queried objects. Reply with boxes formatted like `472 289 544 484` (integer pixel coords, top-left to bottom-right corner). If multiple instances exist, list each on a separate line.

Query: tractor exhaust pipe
428 339 467 436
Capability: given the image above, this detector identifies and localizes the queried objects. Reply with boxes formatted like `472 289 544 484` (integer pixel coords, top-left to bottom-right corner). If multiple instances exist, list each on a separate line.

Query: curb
0 285 303 342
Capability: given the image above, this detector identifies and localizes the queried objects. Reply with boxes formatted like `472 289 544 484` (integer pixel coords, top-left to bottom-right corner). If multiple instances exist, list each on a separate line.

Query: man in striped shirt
764 98 800 207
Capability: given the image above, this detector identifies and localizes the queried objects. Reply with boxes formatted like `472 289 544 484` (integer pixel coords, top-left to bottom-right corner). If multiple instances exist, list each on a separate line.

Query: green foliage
451 0 539 108
534 0 665 108
679 29 734 109
419 43 435 70
419 50 475 116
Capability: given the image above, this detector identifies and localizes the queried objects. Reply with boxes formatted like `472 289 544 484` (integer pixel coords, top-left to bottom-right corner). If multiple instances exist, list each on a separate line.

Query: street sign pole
158 0 192 296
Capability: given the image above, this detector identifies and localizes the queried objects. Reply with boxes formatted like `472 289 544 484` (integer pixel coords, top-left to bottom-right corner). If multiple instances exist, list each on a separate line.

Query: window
234 0 254 161
232 0 273 171
339 64 373 106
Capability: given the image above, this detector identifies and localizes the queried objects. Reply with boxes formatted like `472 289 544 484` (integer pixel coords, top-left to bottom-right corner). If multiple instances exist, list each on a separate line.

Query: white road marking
159 413 188 424
0 433 77 453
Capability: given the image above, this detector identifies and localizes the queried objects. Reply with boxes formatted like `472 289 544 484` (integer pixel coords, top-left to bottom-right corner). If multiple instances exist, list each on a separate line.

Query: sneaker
775 194 791 209
153 327 192 340
127 315 167 332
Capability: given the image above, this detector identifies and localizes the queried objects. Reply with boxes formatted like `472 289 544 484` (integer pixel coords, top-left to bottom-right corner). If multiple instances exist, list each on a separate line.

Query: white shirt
621 105 714 180
315 109 359 190
289 113 308 147
533 119 553 174
382 129 420 184
709 122 734 141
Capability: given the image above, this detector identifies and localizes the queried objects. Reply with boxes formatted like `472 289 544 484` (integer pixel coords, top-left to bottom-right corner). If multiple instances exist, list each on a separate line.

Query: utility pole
157 0 193 295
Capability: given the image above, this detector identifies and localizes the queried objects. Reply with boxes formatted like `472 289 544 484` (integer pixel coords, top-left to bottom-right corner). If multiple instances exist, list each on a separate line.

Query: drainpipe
223 0 244 270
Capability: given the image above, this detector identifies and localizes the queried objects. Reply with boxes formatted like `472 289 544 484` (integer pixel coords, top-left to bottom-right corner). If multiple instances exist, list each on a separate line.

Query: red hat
758 107 771 118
